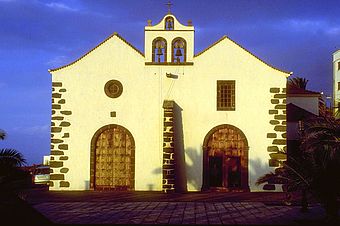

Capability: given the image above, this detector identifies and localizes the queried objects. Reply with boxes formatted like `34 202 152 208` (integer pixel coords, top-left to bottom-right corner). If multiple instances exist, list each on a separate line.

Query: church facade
49 13 290 192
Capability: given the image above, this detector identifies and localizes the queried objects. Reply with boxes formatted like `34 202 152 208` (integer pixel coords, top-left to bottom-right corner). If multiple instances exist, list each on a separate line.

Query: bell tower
144 12 194 65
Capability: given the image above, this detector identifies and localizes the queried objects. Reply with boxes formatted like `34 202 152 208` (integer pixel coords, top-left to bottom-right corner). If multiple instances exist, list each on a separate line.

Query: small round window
104 80 123 98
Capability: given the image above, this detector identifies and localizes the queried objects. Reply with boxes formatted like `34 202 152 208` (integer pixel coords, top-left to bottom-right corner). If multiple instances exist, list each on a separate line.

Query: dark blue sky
1 0 339 165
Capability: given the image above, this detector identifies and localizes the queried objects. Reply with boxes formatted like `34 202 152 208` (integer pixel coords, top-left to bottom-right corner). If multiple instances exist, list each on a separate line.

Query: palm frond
255 172 277 186
0 129 5 140
0 148 26 167
288 77 309 89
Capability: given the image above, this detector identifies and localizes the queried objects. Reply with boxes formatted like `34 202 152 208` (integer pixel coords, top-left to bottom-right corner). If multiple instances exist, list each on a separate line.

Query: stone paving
33 201 325 225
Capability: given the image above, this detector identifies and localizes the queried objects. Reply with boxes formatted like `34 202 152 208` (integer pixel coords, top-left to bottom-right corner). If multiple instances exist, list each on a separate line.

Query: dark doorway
202 124 249 192
226 156 241 189
209 156 223 187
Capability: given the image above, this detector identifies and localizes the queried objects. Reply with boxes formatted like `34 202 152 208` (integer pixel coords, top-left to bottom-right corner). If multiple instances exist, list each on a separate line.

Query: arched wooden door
90 125 135 190
202 124 249 192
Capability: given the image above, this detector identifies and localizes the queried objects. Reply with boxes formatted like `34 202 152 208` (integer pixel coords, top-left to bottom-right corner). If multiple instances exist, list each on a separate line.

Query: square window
217 80 235 111
338 62 340 70
338 82 340 90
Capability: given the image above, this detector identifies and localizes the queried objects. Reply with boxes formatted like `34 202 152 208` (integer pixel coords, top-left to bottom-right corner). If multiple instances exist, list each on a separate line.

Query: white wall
50 19 288 191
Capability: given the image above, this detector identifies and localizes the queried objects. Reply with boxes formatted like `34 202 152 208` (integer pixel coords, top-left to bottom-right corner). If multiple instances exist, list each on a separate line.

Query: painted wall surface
49 14 289 191
286 96 319 115
333 50 340 114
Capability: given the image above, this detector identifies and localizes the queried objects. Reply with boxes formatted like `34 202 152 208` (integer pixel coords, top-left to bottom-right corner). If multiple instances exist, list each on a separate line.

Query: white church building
49 12 291 192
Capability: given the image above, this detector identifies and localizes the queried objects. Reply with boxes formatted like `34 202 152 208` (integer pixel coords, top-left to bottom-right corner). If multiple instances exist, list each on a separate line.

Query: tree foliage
0 129 30 196
257 116 340 222
288 77 309 89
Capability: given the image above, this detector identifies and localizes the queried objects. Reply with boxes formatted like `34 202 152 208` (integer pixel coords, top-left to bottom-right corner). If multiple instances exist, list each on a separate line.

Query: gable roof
48 32 144 72
286 103 317 122
194 35 292 75
286 84 321 97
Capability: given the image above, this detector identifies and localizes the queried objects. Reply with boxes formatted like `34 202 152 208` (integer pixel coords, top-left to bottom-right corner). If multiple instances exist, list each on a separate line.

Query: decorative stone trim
50 161 63 168
51 151 64 155
59 156 69 160
50 174 64 180
60 110 72 115
60 168 69 173
269 110 278 114
62 133 69 138
266 133 277 138
162 100 175 193
60 181 70 187
50 81 71 189
267 87 287 175
51 127 62 133
52 82 62 87
58 144 68 150
60 121 71 127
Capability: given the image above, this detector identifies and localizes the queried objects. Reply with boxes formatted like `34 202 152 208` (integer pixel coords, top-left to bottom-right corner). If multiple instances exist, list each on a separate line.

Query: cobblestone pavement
33 201 326 225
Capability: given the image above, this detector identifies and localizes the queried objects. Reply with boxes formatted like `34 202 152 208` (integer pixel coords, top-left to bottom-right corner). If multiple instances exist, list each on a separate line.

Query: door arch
202 124 249 191
90 124 135 190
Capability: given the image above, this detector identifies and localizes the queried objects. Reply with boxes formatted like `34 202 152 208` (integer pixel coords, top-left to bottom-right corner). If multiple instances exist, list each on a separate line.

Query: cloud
44 2 78 12
280 18 340 36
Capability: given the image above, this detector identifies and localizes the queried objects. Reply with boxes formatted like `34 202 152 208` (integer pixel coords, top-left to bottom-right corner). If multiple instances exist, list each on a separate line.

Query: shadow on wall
152 102 203 192
84 180 90 190
185 148 202 190
249 157 273 191
173 103 187 192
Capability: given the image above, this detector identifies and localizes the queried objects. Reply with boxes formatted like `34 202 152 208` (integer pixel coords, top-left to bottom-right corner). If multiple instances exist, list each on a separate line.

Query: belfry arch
90 124 135 190
202 124 249 191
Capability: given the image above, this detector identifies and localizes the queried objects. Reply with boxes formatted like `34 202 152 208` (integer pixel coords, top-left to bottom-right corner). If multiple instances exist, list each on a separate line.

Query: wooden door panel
95 127 134 190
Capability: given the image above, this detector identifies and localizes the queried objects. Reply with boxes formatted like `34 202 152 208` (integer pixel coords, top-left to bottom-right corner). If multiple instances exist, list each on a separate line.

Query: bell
157 47 163 56
175 48 182 57
167 21 173 30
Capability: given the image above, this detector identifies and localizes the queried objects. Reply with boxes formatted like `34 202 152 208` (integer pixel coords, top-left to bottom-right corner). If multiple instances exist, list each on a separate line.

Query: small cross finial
166 1 173 13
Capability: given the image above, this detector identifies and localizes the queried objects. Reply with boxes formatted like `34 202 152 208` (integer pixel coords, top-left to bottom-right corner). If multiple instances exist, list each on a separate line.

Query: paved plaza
21 190 337 225
33 200 325 225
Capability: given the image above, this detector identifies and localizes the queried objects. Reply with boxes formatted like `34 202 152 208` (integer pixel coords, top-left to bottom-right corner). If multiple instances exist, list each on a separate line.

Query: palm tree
256 149 312 210
0 129 5 140
0 149 26 172
300 116 340 222
257 116 340 222
0 129 28 195
288 77 309 89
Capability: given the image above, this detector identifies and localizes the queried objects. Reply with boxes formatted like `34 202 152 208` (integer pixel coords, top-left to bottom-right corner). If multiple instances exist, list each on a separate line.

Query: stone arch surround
202 124 249 192
90 124 135 190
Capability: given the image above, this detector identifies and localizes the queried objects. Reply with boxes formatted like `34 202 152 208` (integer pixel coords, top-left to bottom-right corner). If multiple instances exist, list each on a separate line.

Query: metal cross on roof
166 1 173 13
